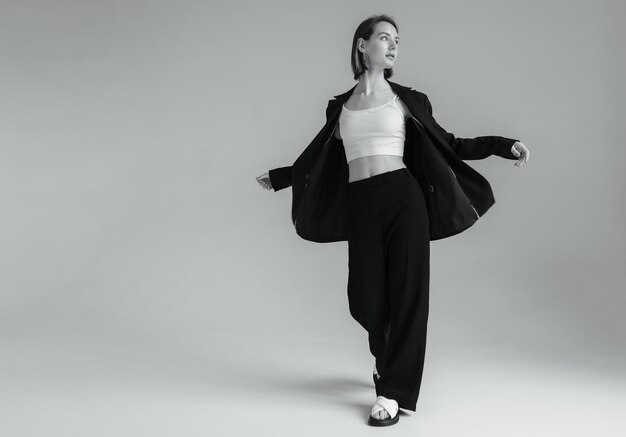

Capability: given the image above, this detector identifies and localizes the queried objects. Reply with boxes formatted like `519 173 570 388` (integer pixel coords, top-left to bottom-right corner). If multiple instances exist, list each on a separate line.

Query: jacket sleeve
268 166 292 192
423 94 519 161
268 99 336 192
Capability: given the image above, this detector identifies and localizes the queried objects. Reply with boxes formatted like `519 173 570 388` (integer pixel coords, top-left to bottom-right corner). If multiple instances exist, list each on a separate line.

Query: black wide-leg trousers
346 167 430 412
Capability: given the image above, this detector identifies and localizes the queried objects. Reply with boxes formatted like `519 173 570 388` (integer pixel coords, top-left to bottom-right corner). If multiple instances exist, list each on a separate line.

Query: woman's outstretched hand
256 172 273 190
511 141 529 167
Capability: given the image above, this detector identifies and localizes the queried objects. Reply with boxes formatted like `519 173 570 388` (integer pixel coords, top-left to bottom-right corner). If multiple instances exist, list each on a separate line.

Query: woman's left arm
423 93 528 165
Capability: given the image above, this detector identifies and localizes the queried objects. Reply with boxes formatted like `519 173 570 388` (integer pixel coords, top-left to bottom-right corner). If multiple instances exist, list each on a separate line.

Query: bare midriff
347 155 407 183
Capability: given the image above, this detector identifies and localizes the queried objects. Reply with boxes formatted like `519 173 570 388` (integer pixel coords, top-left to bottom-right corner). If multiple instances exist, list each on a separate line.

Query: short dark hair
351 14 398 81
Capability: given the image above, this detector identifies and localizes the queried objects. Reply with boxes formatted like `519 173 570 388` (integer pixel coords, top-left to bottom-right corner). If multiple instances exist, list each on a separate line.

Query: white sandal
368 395 399 426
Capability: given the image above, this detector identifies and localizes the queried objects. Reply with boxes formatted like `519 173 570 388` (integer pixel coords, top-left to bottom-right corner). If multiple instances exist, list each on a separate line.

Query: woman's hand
256 172 273 190
511 141 529 167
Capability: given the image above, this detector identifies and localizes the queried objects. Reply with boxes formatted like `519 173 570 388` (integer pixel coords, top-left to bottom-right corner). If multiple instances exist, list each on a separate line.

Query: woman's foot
368 395 399 426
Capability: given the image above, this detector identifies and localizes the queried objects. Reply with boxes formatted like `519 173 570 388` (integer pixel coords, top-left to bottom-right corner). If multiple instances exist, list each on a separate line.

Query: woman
256 14 529 427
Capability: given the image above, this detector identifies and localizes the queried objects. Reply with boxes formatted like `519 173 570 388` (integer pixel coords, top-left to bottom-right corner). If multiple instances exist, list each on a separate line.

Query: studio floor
1 321 624 437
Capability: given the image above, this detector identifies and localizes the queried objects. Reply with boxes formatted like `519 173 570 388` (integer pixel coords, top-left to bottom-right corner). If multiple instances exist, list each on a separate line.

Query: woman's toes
375 410 389 419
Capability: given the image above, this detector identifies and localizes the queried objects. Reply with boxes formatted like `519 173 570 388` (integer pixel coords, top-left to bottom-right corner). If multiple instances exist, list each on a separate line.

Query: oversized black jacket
269 79 519 243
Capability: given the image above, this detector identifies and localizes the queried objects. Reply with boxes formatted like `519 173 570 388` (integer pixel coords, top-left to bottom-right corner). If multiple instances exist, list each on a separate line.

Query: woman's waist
348 155 407 183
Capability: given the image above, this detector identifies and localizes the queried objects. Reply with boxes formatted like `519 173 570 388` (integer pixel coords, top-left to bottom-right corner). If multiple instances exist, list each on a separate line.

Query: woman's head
351 14 399 81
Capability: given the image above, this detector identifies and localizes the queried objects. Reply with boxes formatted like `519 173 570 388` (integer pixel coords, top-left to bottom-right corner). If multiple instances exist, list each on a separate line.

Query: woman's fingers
512 142 529 167
256 174 272 190
258 177 272 190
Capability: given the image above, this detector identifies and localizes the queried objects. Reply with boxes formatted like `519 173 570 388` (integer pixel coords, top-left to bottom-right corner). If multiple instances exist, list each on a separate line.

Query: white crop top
339 94 406 163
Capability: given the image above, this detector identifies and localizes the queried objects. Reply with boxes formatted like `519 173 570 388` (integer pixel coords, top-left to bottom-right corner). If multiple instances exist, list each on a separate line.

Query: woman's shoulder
402 86 426 101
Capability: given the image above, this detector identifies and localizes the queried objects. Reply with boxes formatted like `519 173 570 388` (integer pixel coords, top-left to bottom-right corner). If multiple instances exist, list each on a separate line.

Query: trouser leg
374 169 430 412
346 181 390 372
346 168 430 412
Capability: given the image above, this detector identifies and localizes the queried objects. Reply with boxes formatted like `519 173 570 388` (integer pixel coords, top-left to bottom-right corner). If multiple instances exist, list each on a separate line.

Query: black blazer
269 79 519 243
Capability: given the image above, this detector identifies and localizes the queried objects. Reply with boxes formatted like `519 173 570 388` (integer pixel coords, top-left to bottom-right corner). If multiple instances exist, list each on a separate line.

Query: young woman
256 14 529 427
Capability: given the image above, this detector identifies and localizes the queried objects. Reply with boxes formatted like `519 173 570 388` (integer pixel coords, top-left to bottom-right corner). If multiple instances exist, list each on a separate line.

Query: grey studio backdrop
1 0 625 436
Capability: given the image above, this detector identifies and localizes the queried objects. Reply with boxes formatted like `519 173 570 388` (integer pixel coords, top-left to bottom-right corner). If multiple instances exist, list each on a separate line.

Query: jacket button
304 173 310 179
430 185 434 192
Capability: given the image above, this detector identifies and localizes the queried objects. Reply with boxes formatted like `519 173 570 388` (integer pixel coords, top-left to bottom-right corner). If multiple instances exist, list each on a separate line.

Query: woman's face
360 21 399 69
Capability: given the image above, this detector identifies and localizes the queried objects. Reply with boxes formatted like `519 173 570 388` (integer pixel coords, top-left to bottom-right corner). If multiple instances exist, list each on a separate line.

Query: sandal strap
371 396 399 418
